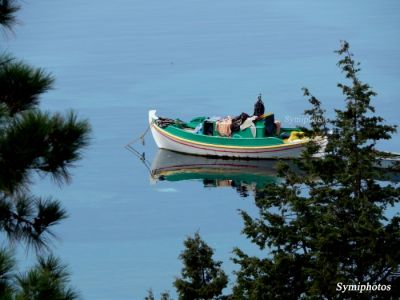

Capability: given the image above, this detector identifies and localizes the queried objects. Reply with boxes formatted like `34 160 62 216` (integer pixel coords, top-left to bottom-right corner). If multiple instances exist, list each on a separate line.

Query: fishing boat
148 110 323 159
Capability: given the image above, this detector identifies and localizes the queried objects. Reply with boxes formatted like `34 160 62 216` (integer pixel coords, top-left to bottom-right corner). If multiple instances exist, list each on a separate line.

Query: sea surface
4 1 400 299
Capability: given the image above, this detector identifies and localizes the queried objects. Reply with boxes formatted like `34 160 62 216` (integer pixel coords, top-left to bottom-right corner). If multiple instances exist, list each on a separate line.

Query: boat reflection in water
150 149 286 197
147 150 400 198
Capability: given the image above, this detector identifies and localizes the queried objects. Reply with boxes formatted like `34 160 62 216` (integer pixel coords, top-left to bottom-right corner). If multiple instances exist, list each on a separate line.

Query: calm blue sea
4 0 400 299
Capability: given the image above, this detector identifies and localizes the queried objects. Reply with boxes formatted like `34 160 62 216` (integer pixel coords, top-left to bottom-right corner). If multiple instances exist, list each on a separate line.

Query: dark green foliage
233 42 400 299
0 45 90 252
144 289 172 300
0 194 67 250
0 247 15 300
0 61 90 247
160 291 172 300
15 255 79 300
0 109 90 192
0 0 19 30
0 3 89 299
0 55 55 115
144 289 155 300
174 232 228 300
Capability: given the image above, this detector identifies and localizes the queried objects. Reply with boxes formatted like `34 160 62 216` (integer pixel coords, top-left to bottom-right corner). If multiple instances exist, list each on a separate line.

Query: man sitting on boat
251 94 281 136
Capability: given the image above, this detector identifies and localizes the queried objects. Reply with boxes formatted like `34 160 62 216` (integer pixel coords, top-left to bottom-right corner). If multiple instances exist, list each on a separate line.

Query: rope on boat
125 124 151 147
125 124 153 176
